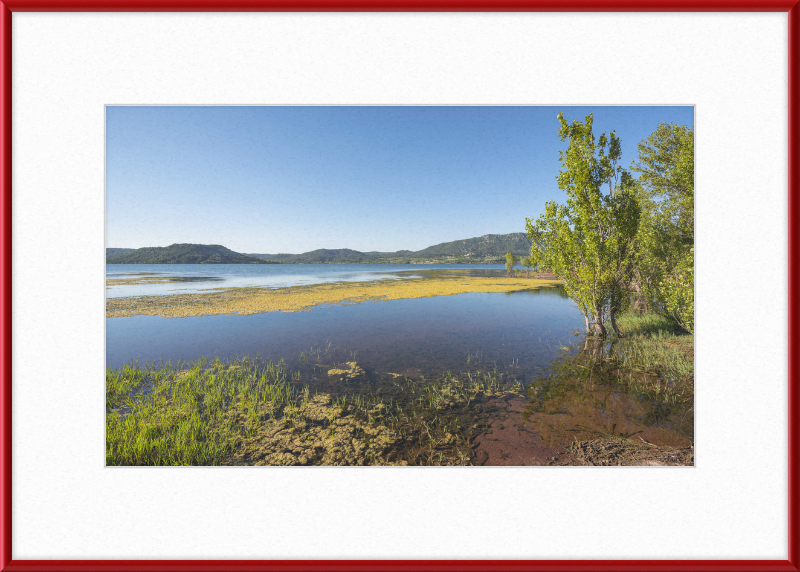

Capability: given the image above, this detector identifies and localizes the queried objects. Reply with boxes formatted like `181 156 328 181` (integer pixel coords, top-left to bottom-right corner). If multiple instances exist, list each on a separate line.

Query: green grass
107 317 693 466
526 312 694 412
616 312 689 338
106 356 304 465
106 354 524 466
611 313 694 404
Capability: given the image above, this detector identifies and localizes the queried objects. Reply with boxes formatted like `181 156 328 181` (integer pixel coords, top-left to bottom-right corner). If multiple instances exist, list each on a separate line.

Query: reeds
527 312 694 410
106 352 524 466
613 313 694 403
106 356 302 465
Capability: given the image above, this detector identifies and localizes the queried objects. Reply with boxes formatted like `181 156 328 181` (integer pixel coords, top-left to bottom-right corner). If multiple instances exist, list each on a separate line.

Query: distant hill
107 244 280 264
246 233 532 264
413 233 532 258
106 248 135 261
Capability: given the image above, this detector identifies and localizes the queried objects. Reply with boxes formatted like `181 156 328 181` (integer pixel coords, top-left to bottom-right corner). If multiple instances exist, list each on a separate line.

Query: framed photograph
1 1 796 570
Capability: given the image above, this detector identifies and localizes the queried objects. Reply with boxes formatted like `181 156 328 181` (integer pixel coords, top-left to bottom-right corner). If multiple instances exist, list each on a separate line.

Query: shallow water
107 287 580 373
106 267 693 457
105 263 505 298
522 343 694 447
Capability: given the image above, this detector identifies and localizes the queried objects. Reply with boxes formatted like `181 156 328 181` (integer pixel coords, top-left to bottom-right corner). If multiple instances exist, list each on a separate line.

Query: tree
525 113 640 337
631 122 694 245
520 256 535 276
630 123 694 332
505 252 518 276
660 247 694 333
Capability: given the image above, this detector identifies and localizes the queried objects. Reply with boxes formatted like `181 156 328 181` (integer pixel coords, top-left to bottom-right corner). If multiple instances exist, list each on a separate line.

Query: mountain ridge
106 233 532 264
106 244 279 264
246 233 532 264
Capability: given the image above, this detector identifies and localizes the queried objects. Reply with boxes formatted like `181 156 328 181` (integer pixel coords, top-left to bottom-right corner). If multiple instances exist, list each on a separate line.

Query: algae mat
106 274 561 318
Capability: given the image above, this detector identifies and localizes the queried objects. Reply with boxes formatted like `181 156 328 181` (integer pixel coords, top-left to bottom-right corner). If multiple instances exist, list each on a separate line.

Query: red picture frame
0 2 797 571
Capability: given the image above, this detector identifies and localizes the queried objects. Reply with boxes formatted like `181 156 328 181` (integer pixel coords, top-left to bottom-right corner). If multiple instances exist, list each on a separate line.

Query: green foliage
505 252 518 275
659 248 694 334
630 123 694 333
519 256 537 275
631 122 694 245
526 113 640 337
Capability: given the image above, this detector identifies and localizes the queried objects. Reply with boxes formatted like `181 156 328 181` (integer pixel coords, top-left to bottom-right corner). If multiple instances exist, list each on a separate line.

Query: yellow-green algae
106 355 526 466
229 394 409 466
327 361 365 380
106 272 561 318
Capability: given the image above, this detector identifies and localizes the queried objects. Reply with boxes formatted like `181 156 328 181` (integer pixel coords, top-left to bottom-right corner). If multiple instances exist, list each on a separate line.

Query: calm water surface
106 264 693 448
107 286 580 372
105 263 503 298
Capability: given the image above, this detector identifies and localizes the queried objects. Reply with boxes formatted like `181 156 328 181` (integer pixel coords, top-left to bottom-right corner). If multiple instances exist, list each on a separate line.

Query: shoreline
106 271 562 319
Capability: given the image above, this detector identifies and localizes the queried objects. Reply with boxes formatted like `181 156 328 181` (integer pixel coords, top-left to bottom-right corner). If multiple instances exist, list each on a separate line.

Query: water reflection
105 263 509 298
106 288 585 374
504 287 569 298
522 338 693 449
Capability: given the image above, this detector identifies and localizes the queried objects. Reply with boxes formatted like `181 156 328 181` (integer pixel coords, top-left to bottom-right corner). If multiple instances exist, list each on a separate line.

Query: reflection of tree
503 285 569 299
520 339 692 448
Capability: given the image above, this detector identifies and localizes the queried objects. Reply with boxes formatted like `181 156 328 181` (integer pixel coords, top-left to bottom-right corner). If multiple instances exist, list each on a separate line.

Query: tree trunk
607 280 624 337
593 304 607 337
630 279 648 312
583 312 594 335
609 309 622 337
583 337 604 356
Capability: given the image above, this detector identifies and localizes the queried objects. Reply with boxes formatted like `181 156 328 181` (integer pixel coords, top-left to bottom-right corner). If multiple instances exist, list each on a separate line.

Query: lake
105 262 498 298
106 263 694 464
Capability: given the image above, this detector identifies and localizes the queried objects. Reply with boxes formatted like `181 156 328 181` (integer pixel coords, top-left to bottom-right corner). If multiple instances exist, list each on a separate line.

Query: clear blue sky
106 106 694 254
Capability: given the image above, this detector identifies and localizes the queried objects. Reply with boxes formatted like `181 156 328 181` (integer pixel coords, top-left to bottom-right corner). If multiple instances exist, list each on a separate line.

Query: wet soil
472 397 694 467
472 399 562 465
565 439 694 466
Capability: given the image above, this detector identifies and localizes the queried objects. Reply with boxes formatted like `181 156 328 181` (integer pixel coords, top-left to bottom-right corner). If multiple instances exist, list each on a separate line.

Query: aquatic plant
106 353 526 467
522 311 694 452
106 269 561 319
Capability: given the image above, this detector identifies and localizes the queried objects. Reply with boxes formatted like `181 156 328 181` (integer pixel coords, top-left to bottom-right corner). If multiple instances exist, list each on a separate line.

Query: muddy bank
472 399 562 466
472 397 693 467
566 439 694 466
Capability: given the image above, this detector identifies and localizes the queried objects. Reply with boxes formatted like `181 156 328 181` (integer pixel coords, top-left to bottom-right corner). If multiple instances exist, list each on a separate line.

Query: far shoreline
106 269 562 319
106 260 520 265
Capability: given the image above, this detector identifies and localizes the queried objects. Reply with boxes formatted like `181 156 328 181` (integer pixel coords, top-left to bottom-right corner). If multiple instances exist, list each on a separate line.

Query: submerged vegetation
529 313 693 411
106 346 527 466
105 112 694 467
106 311 693 466
522 312 694 457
